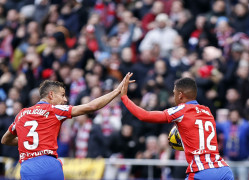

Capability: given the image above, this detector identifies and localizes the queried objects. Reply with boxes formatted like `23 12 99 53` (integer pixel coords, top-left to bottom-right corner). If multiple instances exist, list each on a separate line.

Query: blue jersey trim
185 100 199 105
37 101 49 104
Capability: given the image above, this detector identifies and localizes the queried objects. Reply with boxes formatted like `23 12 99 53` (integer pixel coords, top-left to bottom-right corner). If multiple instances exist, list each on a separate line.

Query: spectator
74 72 102 105
71 112 108 158
139 92 162 137
94 96 122 136
158 133 172 179
165 46 188 78
67 49 82 68
215 17 234 56
0 4 6 30
28 88 40 106
72 0 89 31
170 150 187 179
119 47 134 77
43 22 57 37
57 117 73 157
120 10 143 43
5 87 20 116
0 101 20 162
5 9 19 31
131 136 161 179
216 109 249 180
174 9 195 46
132 49 154 92
139 13 178 58
109 9 142 44
141 1 164 34
56 63 71 94
205 0 226 29
188 14 207 50
94 17 135 59
104 124 140 180
0 26 14 58
219 42 244 98
236 57 249 106
0 101 16 157
169 0 184 24
145 59 175 93
132 0 154 20
224 88 243 110
93 0 116 30
33 0 50 23
109 124 140 158
158 133 171 159
74 34 95 70
58 2 80 35
69 68 86 105
0 59 13 101
230 3 249 35
183 0 211 16
40 4 59 26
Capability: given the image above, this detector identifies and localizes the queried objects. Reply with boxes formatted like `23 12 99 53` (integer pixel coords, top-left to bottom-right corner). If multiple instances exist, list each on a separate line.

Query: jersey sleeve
8 122 17 136
164 104 186 123
121 95 168 123
8 114 19 136
51 105 73 121
121 95 186 123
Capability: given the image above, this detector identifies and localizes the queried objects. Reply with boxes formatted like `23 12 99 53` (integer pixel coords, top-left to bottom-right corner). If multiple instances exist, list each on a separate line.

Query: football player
121 73 234 180
1 73 134 180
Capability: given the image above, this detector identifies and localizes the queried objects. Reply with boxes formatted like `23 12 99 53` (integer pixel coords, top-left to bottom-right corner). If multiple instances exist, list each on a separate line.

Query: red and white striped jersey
121 96 229 173
164 100 228 173
8 102 72 163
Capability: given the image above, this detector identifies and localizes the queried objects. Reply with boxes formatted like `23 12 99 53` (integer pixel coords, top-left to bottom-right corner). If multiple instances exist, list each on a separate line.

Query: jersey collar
185 100 199 105
37 101 49 104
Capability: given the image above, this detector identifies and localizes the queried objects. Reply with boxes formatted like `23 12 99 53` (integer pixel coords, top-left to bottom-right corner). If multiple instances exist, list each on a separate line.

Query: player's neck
181 98 195 104
39 98 50 104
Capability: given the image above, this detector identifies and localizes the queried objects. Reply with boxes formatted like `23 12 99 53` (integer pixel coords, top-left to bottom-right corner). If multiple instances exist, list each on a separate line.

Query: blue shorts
185 166 234 180
20 155 64 180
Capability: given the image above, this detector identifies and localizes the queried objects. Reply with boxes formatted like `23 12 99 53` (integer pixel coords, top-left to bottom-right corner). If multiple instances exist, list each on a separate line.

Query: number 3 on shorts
23 120 39 150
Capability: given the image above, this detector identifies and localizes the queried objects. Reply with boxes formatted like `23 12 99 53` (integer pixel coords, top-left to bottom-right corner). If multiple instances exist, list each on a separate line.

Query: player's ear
48 91 54 100
179 91 183 100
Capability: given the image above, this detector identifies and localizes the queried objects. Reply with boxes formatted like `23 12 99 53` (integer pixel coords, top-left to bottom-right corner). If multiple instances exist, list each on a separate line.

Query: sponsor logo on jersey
20 149 54 160
191 149 208 155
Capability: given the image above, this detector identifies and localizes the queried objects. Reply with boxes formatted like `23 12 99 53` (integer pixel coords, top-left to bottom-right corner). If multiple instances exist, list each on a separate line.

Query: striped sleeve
164 104 186 123
51 105 73 121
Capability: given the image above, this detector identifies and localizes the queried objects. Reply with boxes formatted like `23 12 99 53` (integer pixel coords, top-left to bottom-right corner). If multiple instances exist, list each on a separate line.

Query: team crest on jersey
167 104 185 115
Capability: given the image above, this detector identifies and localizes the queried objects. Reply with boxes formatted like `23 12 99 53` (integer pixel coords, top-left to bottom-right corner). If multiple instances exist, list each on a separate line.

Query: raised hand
121 72 135 96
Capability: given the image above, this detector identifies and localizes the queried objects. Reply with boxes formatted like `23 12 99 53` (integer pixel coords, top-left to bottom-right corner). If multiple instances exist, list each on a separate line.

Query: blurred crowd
0 0 248 179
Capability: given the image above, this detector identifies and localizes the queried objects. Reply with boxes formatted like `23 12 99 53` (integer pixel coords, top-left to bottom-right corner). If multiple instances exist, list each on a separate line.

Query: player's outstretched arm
1 130 18 146
121 73 168 123
71 72 133 117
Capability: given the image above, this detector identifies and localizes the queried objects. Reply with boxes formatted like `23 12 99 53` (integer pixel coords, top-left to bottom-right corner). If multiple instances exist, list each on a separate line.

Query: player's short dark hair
174 77 197 99
39 80 65 98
